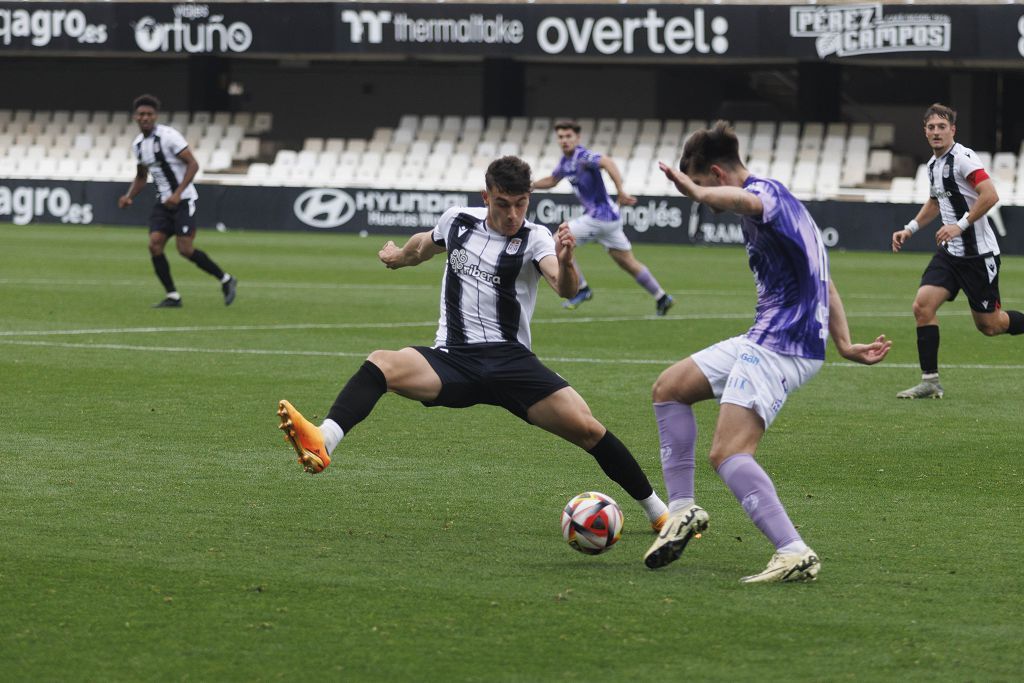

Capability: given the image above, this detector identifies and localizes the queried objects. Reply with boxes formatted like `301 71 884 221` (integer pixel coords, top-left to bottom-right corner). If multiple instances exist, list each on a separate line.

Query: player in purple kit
532 119 674 315
643 121 891 583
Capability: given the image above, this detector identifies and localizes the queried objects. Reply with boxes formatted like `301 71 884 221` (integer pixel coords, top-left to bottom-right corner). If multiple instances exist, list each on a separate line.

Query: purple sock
654 401 696 504
634 266 663 297
716 453 802 550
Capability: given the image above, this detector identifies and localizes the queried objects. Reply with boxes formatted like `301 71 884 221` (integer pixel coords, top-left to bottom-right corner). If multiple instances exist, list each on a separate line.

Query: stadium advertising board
2 3 1024 60
5 178 1024 255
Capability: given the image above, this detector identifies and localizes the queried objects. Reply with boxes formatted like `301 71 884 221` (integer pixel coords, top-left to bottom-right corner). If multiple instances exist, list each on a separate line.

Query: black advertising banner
1 3 1024 61
3 178 1024 256
0 2 335 54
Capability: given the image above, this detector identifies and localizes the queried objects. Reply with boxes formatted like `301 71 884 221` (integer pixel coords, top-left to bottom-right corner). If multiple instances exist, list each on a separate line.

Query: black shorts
920 249 1002 313
413 343 570 422
149 199 198 237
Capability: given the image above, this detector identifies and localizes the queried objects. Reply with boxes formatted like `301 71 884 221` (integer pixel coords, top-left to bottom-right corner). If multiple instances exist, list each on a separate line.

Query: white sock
166 291 181 301
220 273 232 284
922 372 939 381
638 491 668 522
778 540 809 555
668 498 696 514
319 419 344 455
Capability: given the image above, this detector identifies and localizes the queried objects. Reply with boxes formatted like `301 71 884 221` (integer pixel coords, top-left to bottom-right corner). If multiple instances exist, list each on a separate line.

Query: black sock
917 324 939 375
1007 310 1024 335
586 430 654 501
151 254 176 293
188 249 225 280
326 361 388 433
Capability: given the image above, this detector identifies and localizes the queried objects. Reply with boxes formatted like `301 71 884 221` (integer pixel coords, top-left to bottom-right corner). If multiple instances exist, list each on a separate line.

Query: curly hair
132 94 162 112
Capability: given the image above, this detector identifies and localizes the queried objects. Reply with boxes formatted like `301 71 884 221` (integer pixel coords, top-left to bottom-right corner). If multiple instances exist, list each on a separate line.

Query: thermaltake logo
0 7 107 47
294 188 357 228
537 8 729 56
134 5 253 53
0 185 93 225
791 3 950 58
341 10 391 44
341 9 523 46
448 248 501 285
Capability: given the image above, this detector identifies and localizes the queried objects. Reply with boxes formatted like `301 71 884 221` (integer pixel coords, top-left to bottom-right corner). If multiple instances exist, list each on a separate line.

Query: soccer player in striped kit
532 119 674 315
277 156 669 532
892 103 1024 399
645 121 891 583
118 94 237 308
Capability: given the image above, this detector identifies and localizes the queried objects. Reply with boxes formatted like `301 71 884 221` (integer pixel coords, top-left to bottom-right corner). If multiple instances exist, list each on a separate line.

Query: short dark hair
553 119 581 134
923 102 956 126
132 94 161 112
680 120 743 175
485 156 532 195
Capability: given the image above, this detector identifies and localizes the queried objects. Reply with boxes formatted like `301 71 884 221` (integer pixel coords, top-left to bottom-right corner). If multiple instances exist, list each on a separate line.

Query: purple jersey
741 176 830 360
552 146 619 222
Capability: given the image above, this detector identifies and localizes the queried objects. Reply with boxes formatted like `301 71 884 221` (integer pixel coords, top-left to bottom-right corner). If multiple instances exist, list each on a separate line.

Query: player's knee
911 300 932 322
366 350 392 372
651 372 678 403
706 448 728 470
577 418 606 450
975 320 1002 336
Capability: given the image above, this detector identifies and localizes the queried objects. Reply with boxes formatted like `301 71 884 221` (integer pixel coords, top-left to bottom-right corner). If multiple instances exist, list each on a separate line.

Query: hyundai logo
293 188 356 228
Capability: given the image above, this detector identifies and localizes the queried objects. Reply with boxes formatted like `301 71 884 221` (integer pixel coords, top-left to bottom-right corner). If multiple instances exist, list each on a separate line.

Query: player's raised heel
277 399 331 474
643 505 709 569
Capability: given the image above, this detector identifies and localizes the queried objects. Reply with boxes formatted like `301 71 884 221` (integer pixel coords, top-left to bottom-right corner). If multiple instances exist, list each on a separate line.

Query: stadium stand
2 107 1019 203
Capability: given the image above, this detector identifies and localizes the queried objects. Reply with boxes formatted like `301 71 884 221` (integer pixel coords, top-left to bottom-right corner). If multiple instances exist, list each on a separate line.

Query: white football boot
643 505 709 569
740 548 820 584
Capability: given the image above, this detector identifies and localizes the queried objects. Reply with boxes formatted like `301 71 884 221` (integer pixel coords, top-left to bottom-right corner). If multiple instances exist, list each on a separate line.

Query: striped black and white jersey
131 124 198 203
927 142 999 258
430 206 556 349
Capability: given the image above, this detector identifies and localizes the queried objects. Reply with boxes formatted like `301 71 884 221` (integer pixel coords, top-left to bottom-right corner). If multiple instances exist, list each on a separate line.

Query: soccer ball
561 491 623 555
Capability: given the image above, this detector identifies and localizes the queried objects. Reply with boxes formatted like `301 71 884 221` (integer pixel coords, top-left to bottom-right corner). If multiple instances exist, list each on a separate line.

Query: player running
891 102 1024 399
531 119 674 315
118 94 237 308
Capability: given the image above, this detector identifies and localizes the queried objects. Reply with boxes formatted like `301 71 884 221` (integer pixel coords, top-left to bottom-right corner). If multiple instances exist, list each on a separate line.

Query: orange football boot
277 400 331 474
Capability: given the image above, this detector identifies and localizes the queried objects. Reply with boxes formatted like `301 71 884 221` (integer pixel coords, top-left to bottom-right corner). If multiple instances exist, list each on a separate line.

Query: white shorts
691 336 823 429
567 214 632 251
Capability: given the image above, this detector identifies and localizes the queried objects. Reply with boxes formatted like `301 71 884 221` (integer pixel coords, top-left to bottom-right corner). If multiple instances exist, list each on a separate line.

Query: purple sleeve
745 179 780 224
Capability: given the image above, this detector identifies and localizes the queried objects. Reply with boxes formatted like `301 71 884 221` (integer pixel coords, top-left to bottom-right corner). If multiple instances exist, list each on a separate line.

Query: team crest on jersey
505 238 522 255
943 165 950 178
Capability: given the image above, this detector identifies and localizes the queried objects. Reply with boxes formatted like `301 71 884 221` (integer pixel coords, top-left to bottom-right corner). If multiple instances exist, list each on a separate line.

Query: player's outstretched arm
828 279 891 365
379 231 445 269
657 161 761 216
531 176 560 191
599 156 636 206
893 197 940 252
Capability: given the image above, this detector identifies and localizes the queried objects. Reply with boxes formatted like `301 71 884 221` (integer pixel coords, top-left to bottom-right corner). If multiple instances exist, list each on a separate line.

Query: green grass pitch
2 224 1021 681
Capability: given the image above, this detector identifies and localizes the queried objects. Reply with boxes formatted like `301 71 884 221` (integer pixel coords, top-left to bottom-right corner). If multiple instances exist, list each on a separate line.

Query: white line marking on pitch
0 310 970 338
2 339 1021 370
